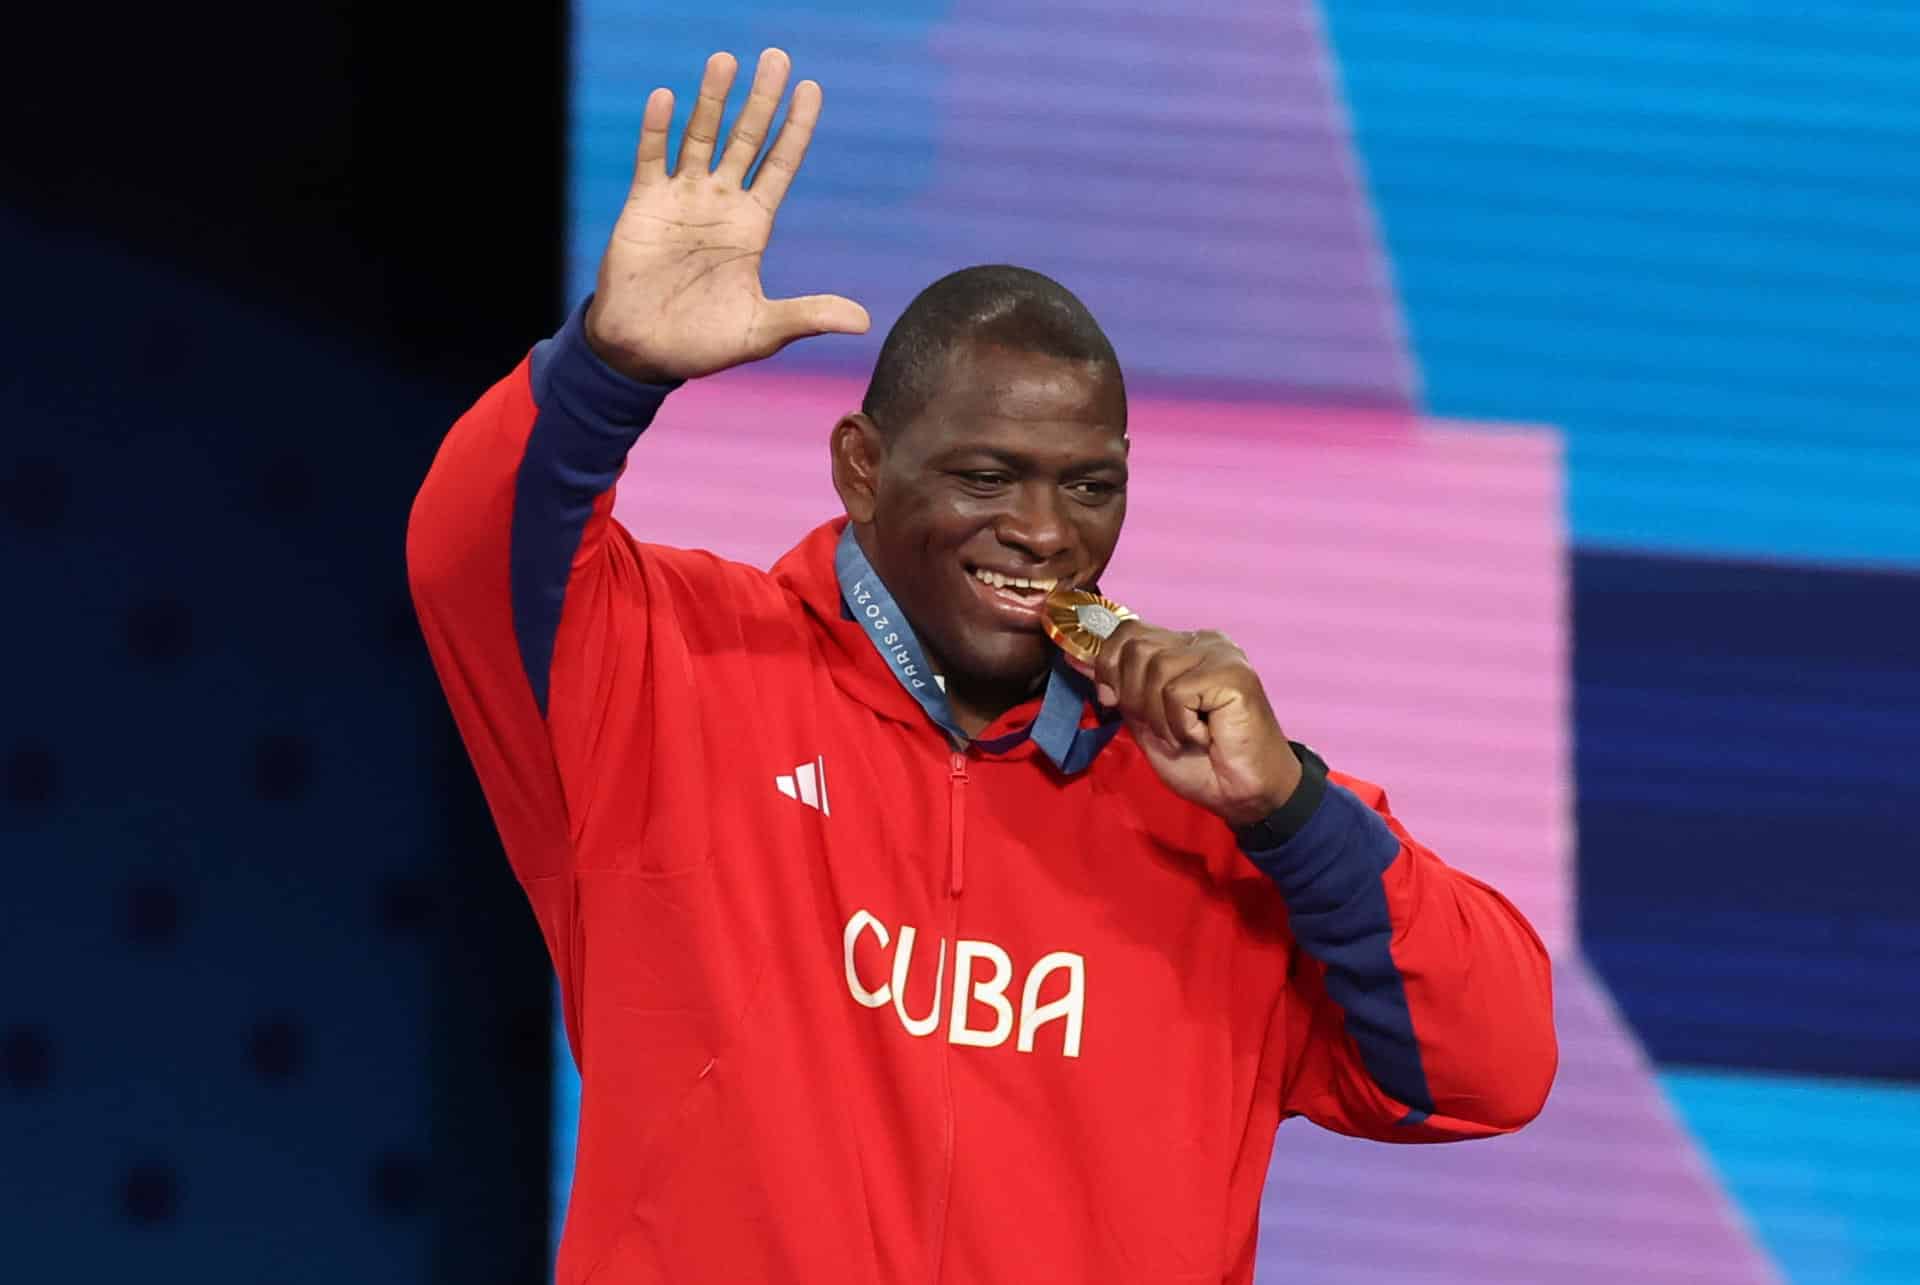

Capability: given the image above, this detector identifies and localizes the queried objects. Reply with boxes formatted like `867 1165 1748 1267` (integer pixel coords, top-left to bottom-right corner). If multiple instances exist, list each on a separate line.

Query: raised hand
584 49 870 383
1091 623 1304 828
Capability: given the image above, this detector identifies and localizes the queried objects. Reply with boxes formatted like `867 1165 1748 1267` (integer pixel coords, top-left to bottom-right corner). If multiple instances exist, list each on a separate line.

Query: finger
716 49 790 184
747 78 823 208
758 294 873 352
1114 632 1166 735
1091 619 1143 704
1149 651 1210 748
630 87 675 188
1163 669 1213 748
1125 717 1184 762
676 51 738 175
1135 646 1181 746
1091 632 1128 710
1193 629 1247 668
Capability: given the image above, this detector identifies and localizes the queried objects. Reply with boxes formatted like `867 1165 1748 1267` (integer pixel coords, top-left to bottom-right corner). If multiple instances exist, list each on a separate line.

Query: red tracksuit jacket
406 300 1557 1284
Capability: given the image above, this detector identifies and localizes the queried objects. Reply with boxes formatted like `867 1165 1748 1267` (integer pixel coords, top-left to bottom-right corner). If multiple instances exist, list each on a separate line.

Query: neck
838 523 1047 739
939 666 1049 738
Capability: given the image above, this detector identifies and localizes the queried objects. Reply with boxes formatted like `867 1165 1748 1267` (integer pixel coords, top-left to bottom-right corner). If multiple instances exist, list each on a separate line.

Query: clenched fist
1091 622 1303 828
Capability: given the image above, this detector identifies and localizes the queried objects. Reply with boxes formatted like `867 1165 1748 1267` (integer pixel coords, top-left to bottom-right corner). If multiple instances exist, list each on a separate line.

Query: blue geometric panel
1323 0 1920 565
1576 549 1920 1079
1663 1069 1920 1285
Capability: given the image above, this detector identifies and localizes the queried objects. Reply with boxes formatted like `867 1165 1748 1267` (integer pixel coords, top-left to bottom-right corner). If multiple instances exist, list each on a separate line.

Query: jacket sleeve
404 295 673 1020
1241 752 1558 1142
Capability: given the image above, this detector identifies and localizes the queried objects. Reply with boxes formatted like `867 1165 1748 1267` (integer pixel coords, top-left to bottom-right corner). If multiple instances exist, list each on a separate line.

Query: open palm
584 49 869 384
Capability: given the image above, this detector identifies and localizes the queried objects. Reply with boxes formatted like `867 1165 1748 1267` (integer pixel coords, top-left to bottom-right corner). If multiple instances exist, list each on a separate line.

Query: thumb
761 293 871 349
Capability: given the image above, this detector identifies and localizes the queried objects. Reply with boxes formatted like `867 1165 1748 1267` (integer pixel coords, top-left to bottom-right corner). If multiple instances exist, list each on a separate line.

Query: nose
995 481 1073 565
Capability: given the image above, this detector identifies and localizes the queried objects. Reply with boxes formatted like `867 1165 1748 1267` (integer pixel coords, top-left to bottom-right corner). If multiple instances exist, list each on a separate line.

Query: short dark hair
861 265 1124 432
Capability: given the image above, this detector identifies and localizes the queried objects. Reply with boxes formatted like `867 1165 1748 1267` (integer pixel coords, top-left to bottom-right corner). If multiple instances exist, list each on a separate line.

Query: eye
955 470 1012 490
1067 479 1122 503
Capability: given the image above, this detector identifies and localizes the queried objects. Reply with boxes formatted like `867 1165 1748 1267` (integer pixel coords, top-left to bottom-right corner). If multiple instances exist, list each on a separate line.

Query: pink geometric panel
616 377 1566 948
1262 957 1781 1284
744 0 1416 403
609 369 1776 1282
919 0 1417 401
1115 395 1570 953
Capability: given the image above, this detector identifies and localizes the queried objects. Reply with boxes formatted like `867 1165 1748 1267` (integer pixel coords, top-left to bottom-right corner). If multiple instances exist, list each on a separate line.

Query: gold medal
1042 586 1139 665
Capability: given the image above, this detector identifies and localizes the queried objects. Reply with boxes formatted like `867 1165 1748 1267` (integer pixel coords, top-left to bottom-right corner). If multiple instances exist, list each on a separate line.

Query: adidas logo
775 755 830 814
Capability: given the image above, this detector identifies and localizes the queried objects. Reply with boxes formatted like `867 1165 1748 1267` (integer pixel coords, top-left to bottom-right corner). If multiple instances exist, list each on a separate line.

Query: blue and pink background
557 3 1920 1281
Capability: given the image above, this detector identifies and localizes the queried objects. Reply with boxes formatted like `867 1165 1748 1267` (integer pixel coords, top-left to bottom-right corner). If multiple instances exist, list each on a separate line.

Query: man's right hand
584 49 870 384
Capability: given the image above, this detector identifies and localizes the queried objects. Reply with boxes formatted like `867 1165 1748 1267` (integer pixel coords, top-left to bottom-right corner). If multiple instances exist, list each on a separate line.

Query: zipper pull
948 751 969 898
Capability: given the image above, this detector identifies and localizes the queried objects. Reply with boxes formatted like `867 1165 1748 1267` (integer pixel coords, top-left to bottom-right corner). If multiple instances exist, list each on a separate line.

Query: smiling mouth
964 565 1067 626
969 567 1058 597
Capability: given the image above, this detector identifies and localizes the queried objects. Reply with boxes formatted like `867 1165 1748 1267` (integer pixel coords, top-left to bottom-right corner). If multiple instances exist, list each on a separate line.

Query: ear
830 412 886 525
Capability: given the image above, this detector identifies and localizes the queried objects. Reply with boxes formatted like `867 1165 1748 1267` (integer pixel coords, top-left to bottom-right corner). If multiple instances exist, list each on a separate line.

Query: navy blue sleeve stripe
1239 781 1435 1117
510 295 677 715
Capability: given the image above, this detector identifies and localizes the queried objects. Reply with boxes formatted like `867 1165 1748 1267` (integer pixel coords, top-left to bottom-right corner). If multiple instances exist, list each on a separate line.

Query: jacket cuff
1231 741 1329 850
1235 773 1402 906
529 293 682 432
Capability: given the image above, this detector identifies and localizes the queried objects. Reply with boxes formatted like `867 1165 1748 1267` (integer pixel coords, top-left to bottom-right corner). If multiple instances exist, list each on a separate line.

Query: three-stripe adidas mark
775 756 830 814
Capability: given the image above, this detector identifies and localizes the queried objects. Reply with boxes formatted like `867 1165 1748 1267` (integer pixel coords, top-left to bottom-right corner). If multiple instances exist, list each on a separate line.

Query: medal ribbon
834 524 1120 774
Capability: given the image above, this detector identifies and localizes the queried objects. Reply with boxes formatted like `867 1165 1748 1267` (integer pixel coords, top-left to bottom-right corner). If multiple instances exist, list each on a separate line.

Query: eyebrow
941 446 1128 477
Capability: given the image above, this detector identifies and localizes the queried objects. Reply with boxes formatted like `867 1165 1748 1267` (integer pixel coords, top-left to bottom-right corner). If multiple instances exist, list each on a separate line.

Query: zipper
928 750 969 1283
947 751 969 897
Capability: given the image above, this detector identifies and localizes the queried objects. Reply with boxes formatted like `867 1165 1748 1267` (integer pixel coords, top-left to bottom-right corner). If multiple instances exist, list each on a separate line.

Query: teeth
972 569 1057 592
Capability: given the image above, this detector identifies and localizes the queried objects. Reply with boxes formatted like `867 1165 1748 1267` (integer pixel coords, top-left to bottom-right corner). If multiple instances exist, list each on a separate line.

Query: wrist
583 295 683 385
534 296 682 433
1230 743 1329 850
1222 777 1300 830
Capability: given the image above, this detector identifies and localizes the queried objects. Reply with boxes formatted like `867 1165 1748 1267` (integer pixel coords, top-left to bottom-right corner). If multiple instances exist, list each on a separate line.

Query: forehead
901 341 1127 459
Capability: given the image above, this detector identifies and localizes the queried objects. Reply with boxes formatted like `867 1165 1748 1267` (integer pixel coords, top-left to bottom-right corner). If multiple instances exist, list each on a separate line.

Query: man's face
849 340 1129 703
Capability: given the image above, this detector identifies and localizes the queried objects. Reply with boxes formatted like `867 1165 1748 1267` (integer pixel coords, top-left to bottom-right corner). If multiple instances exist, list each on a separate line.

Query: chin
949 632 1053 692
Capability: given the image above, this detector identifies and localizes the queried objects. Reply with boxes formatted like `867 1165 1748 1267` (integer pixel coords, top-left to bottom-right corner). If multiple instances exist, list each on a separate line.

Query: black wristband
1231 741 1330 851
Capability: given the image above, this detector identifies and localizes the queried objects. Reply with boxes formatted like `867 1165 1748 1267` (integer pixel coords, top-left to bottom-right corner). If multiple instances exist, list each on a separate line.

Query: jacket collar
772 517 1121 772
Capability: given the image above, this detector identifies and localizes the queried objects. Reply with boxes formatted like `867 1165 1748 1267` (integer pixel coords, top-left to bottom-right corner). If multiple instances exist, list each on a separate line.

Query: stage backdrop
561 3 1920 1282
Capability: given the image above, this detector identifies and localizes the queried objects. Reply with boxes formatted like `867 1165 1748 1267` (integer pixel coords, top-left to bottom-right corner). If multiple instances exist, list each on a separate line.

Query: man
408 48 1555 1285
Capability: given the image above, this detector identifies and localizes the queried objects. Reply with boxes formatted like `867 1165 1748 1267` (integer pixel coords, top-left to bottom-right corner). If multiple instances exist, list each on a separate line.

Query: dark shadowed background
4 2 564 1278
5 2 1917 1282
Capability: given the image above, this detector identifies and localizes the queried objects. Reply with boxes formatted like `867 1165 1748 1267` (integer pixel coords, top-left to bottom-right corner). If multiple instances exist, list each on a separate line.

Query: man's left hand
1091 621 1303 828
